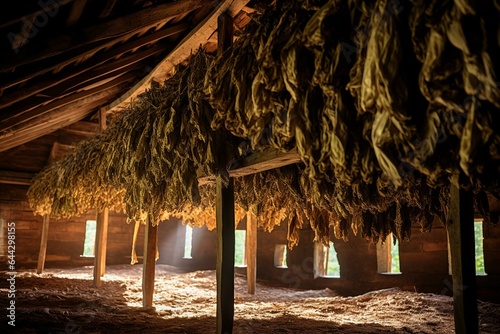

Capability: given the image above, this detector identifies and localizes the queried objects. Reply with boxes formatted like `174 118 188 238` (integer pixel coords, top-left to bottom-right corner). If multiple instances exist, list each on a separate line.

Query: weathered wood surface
447 174 478 334
216 175 235 334
105 0 250 114
0 170 36 185
246 210 257 294
142 220 158 308
36 214 50 274
199 147 301 185
1 0 208 72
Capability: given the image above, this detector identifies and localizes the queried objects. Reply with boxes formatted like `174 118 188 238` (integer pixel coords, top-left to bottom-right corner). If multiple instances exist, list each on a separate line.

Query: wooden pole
36 214 50 274
93 211 105 287
99 208 109 276
246 210 257 294
216 12 235 334
447 174 478 334
97 108 109 277
142 219 158 308
216 175 235 334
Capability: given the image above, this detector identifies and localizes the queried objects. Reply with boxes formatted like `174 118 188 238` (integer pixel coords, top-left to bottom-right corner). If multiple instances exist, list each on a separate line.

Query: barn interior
1 0 500 333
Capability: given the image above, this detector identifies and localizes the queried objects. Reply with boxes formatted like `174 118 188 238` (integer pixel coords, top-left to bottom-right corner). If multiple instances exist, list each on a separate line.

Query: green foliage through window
82 220 96 257
235 230 246 266
391 236 401 273
474 220 486 276
326 242 340 277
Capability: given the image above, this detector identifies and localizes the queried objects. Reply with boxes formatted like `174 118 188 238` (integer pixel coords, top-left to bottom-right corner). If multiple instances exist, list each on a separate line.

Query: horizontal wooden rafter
0 170 36 186
198 147 301 185
0 73 137 132
0 56 151 122
0 84 128 152
104 0 251 114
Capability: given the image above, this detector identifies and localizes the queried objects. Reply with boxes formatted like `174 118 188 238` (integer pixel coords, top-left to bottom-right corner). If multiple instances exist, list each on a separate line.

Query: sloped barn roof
0 0 257 177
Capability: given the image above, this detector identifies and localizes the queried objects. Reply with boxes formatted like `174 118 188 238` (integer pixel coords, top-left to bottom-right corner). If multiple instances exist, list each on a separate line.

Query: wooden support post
216 11 235 334
99 208 109 276
142 219 158 308
93 211 105 287
97 108 109 277
246 210 257 294
217 13 233 55
37 215 50 274
98 107 108 131
216 175 235 334
447 175 478 334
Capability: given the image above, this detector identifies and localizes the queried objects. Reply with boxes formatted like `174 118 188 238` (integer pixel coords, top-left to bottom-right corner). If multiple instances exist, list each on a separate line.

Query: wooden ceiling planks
0 0 210 72
0 170 36 186
0 73 136 133
0 43 165 111
0 0 265 176
0 23 188 92
0 86 126 152
104 0 252 114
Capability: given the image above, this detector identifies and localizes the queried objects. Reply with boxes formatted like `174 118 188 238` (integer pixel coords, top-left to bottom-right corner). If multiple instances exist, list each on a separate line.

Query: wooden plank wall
254 218 500 303
0 184 142 269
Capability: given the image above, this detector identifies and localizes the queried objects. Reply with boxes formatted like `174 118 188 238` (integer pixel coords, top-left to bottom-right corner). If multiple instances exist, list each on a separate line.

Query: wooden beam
93 211 104 287
0 170 36 185
104 0 250 114
0 94 115 152
0 43 164 111
142 219 158 308
447 174 478 334
37 215 50 274
198 148 301 185
1 0 208 72
216 175 235 334
229 147 301 178
217 11 233 55
240 6 256 14
95 208 109 277
0 23 188 91
66 0 88 26
215 12 235 334
97 110 108 277
0 76 133 133
99 108 108 131
246 210 257 294
64 121 100 134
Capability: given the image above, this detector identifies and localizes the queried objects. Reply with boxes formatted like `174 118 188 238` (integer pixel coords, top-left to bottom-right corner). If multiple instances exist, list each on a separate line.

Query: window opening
274 244 288 268
183 224 193 259
82 220 96 257
377 233 401 274
474 219 486 276
235 230 246 267
314 242 340 278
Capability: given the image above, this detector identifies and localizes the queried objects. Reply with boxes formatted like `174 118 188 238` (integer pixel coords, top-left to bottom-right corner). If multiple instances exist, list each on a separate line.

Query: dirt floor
1 264 499 333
